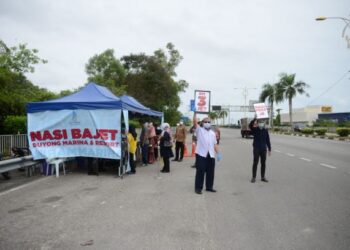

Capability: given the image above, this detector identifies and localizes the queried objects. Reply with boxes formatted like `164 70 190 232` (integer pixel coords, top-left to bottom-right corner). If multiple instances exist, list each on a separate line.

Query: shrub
336 128 350 137
3 115 27 134
315 128 327 136
273 128 280 132
301 128 314 135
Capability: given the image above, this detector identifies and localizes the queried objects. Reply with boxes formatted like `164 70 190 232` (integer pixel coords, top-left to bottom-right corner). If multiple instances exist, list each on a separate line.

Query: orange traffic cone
184 144 189 157
191 142 196 157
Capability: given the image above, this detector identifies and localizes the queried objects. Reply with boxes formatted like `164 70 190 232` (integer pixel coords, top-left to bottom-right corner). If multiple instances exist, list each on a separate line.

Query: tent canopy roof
27 83 163 117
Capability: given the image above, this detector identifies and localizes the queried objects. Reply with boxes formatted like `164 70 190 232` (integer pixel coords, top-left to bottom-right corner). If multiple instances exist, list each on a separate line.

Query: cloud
0 0 349 115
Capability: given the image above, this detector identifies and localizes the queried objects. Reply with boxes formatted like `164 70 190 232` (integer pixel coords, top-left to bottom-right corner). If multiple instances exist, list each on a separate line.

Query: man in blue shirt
249 118 272 183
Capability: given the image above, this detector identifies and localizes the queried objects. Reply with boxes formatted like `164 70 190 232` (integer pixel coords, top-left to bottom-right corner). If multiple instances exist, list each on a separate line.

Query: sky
1 0 349 123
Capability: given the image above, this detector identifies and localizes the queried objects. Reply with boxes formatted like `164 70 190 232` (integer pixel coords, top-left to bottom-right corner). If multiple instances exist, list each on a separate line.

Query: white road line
300 157 312 162
286 153 295 157
274 150 281 153
320 163 337 169
0 176 51 197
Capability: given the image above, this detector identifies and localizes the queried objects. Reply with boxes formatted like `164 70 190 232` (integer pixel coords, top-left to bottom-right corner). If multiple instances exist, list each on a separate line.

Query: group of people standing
128 120 188 174
127 113 272 195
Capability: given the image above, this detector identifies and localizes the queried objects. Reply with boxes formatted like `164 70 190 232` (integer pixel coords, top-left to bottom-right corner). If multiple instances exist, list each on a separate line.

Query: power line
308 69 350 105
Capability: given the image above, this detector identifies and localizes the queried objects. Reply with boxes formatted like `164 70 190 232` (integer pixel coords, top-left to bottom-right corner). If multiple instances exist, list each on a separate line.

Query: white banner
28 109 121 160
194 90 211 113
253 103 269 119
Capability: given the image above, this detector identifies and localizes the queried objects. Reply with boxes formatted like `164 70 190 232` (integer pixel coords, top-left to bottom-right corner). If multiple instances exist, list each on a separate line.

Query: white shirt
195 126 217 158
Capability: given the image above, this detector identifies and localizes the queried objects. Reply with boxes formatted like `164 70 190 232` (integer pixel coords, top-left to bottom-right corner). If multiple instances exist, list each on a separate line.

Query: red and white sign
253 103 269 119
194 90 210 113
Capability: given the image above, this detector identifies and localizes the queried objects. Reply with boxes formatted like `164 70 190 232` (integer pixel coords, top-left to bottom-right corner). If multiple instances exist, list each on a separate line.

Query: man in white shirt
193 113 220 194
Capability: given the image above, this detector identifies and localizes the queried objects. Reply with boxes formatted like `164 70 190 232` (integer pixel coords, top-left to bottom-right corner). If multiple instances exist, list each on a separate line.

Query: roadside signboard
253 103 269 119
194 90 211 114
190 99 195 111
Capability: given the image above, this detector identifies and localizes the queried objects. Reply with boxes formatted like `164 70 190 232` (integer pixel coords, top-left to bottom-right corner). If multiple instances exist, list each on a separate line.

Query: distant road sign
212 105 221 111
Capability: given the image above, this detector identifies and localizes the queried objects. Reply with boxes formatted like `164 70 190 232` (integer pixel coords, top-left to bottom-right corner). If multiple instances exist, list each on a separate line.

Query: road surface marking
320 163 337 169
274 150 281 153
286 153 295 157
0 176 51 197
300 157 311 162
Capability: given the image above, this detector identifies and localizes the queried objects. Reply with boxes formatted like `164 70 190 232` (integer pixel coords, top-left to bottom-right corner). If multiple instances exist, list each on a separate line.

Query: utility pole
234 86 257 117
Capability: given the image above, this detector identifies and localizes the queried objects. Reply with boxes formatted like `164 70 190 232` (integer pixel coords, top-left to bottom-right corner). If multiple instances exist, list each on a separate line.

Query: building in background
318 112 350 124
281 105 332 126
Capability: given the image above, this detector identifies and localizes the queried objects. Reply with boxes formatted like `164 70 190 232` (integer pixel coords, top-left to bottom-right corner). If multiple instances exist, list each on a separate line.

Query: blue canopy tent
120 95 163 121
27 83 163 118
27 83 123 112
26 83 163 175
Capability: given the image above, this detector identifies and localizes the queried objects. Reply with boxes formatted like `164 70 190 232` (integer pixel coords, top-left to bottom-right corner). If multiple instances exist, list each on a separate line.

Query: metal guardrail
0 134 28 155
0 156 41 177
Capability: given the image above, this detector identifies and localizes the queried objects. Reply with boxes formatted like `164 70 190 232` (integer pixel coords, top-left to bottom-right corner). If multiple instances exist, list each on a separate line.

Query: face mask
258 122 265 129
203 122 211 129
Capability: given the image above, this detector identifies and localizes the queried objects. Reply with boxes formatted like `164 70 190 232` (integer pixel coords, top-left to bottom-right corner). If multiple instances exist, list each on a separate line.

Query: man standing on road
193 113 220 194
249 118 271 183
173 120 187 162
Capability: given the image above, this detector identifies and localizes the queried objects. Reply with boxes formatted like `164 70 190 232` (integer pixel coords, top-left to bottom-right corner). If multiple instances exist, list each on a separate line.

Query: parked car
293 123 307 132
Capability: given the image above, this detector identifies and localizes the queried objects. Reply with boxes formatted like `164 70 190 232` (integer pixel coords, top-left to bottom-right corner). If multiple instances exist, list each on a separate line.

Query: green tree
85 49 126 95
218 110 228 125
276 73 309 129
259 83 283 128
121 43 188 125
0 40 47 73
208 112 218 124
3 115 27 134
274 108 282 126
0 40 54 134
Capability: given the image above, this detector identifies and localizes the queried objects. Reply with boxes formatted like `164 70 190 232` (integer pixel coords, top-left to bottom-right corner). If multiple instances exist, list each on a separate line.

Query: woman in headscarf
159 123 174 173
127 125 137 174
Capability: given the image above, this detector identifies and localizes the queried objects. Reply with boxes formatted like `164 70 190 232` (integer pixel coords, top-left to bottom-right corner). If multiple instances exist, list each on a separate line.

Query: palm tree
208 112 218 124
259 83 282 128
276 73 310 129
219 110 228 125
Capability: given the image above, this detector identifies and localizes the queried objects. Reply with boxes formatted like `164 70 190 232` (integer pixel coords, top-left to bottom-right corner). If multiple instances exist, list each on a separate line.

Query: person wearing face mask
249 118 271 183
193 113 220 194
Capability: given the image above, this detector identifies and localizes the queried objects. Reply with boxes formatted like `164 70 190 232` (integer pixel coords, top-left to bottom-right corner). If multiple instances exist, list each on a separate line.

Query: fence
0 134 28 156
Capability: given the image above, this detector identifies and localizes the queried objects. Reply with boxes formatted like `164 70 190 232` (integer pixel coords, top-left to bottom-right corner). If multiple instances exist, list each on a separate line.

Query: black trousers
129 152 136 173
252 148 267 178
175 141 184 160
162 157 170 172
195 153 215 191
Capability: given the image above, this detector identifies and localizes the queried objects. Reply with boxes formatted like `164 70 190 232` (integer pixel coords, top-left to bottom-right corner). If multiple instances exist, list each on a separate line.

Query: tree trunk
270 101 274 128
289 97 293 130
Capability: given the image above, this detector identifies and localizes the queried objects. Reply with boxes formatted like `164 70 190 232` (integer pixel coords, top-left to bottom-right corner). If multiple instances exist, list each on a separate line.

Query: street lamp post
234 86 256 118
315 16 350 48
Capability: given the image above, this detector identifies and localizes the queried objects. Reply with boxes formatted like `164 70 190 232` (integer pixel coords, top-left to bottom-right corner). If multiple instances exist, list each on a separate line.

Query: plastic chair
47 158 66 178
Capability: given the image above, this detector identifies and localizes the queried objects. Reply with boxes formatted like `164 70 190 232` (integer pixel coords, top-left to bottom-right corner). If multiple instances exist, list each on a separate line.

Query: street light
234 86 256 118
315 16 350 48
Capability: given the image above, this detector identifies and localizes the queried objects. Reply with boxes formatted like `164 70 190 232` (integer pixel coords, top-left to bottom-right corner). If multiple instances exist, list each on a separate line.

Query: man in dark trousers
193 113 220 194
249 118 271 183
173 120 187 162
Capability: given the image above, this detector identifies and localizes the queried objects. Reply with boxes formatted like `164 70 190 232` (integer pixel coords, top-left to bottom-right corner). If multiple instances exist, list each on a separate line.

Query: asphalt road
0 128 349 250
